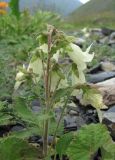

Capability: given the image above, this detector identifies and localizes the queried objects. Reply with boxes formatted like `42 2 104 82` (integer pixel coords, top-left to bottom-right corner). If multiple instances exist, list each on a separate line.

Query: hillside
38 0 82 16
68 0 115 26
3 0 82 16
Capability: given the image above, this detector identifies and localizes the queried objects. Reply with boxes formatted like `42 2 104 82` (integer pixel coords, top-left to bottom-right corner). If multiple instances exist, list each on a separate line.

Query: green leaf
14 97 52 127
0 101 5 111
82 86 107 109
101 139 115 160
0 114 14 125
52 87 73 103
10 127 41 139
56 132 73 157
0 137 38 160
9 0 20 19
67 124 111 160
14 97 38 125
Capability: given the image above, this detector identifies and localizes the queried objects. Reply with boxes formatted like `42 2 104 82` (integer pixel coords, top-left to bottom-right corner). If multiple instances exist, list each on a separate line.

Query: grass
67 0 115 28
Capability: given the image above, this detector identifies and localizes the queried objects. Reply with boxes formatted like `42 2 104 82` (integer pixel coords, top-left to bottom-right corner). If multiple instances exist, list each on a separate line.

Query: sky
80 0 90 4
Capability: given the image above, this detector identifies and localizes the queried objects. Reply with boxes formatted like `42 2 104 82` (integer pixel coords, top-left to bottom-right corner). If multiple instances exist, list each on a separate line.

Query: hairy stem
43 26 54 157
52 95 70 160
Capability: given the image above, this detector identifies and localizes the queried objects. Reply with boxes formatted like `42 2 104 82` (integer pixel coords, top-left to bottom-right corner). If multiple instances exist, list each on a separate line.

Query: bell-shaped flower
68 43 94 84
72 70 85 85
27 56 43 83
51 70 68 92
68 43 94 70
39 43 48 53
51 50 60 63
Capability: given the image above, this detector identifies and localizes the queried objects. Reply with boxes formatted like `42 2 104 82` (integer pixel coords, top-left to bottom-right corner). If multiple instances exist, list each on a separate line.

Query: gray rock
10 124 25 132
101 28 115 36
87 71 115 83
31 99 41 113
64 114 85 130
99 36 109 44
102 106 115 140
55 108 62 122
90 28 103 37
108 32 115 47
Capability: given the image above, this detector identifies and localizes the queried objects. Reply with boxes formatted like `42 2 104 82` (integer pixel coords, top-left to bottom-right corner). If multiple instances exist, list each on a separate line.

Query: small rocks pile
75 27 115 48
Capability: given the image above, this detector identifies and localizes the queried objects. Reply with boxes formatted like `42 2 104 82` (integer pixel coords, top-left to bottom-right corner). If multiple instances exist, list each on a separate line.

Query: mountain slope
19 0 82 16
68 0 115 26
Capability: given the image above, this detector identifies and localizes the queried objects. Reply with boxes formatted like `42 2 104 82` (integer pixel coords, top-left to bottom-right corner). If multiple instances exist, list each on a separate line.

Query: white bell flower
39 43 48 53
68 43 94 84
27 57 43 83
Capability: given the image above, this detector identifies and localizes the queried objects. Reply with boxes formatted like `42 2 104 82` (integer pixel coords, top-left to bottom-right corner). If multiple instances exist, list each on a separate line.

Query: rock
69 110 78 116
101 27 115 36
87 63 102 74
38 136 54 145
90 28 103 37
55 108 62 122
98 36 108 44
88 61 115 74
108 32 115 47
95 78 115 106
102 106 115 140
10 124 25 132
64 114 85 131
74 38 86 48
87 71 115 83
28 135 41 143
29 136 55 146
101 61 115 72
31 99 41 113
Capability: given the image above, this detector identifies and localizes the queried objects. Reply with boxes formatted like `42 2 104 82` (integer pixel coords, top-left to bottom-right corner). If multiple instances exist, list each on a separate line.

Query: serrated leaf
14 97 39 125
0 114 14 125
52 87 73 103
82 87 107 109
101 139 115 160
67 124 111 160
0 101 5 111
56 132 73 157
10 127 41 139
14 97 52 128
0 137 38 160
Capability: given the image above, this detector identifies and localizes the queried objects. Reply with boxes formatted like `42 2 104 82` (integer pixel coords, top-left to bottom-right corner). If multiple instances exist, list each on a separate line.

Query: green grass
0 11 68 98
67 0 115 28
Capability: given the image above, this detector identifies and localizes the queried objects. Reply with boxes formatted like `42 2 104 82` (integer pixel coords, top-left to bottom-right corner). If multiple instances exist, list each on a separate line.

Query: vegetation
0 25 115 160
0 1 115 160
67 0 115 28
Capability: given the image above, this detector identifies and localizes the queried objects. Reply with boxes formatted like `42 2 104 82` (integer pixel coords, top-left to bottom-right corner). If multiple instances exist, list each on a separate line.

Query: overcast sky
80 0 90 4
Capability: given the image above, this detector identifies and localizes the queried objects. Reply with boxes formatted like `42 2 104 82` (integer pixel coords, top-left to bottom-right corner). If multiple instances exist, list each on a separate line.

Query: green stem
43 26 54 157
52 95 70 146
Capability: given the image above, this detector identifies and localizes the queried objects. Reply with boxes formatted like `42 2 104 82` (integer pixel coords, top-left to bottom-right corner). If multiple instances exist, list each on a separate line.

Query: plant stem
43 26 54 157
52 95 70 160
53 95 69 145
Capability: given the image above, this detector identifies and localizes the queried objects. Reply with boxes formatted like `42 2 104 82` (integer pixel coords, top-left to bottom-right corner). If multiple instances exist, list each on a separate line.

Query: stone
101 61 115 72
64 114 85 131
102 106 115 140
87 63 102 74
90 28 103 37
108 32 115 47
101 27 115 36
55 108 62 122
87 71 115 83
31 99 41 113
10 124 25 132
74 38 86 48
